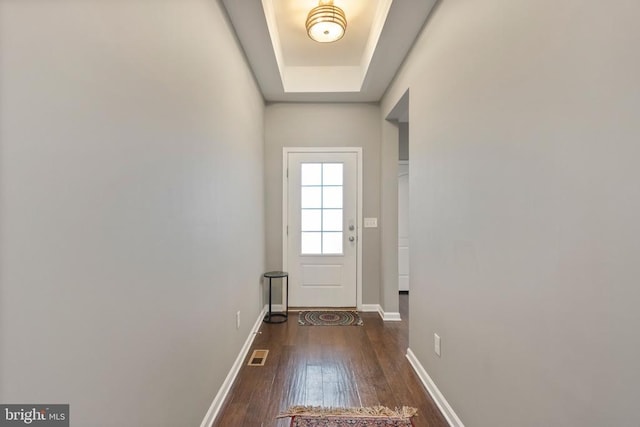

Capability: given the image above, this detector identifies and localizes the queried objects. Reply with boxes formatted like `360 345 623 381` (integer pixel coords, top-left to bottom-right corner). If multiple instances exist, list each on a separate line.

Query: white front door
285 150 359 307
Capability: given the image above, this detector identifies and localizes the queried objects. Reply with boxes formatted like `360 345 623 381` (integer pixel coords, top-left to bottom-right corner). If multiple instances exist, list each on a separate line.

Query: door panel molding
282 147 363 309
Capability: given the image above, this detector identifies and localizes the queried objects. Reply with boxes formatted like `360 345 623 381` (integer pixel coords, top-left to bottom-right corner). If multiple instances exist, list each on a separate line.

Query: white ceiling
220 0 437 102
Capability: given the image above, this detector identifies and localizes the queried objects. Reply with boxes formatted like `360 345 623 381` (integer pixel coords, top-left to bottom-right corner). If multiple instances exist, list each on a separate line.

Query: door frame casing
282 147 363 310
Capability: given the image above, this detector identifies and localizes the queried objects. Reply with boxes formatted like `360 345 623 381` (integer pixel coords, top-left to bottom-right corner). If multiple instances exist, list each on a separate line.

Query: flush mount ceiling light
305 0 347 43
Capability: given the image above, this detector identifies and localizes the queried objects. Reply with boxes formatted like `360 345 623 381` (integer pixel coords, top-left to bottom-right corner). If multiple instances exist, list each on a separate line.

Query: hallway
3 2 638 426
213 295 448 427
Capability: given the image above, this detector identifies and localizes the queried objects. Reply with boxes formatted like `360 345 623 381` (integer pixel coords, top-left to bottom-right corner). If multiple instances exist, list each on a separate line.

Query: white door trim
282 147 363 310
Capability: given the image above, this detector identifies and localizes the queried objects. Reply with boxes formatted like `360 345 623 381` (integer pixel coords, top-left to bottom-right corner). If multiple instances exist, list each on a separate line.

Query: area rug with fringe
277 406 417 426
298 311 363 326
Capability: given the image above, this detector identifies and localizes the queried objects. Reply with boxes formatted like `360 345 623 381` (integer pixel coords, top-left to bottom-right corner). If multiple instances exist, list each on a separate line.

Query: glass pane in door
300 162 344 255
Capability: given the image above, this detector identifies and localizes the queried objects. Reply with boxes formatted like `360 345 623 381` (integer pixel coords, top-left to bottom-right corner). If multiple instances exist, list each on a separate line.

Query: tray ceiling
220 0 436 102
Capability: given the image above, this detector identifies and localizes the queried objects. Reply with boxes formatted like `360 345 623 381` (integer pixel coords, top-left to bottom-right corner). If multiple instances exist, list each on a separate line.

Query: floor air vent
248 349 269 366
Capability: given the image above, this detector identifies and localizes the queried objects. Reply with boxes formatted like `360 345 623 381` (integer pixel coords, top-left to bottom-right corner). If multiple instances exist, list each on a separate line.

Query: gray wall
0 1 265 426
379 120 400 315
264 103 381 305
382 0 640 426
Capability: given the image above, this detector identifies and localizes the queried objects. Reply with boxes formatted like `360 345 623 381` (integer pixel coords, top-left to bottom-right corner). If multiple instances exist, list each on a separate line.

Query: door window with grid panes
300 163 343 255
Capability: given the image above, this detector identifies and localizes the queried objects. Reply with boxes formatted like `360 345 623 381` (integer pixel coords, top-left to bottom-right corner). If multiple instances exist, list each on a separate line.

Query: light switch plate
364 217 378 228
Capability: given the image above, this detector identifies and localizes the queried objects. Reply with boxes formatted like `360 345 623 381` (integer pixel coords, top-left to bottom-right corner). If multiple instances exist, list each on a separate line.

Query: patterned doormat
278 406 417 426
298 311 363 326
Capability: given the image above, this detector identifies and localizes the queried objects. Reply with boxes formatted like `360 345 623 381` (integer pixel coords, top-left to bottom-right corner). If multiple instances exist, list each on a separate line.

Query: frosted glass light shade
306 3 347 43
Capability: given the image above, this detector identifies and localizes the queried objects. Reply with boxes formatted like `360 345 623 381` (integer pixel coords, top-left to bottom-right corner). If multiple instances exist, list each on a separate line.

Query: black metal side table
263 271 288 323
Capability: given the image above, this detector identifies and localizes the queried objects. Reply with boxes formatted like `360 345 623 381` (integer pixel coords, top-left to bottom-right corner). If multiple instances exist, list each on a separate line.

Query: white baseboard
359 304 401 322
382 311 401 321
406 348 465 427
360 304 383 321
360 304 380 313
199 306 267 427
268 304 284 312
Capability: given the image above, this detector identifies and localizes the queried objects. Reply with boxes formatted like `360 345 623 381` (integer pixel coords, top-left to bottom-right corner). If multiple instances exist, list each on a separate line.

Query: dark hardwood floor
212 294 448 427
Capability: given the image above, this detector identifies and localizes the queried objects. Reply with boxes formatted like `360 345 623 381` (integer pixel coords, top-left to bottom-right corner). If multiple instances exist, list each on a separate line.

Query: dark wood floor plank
212 296 448 427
